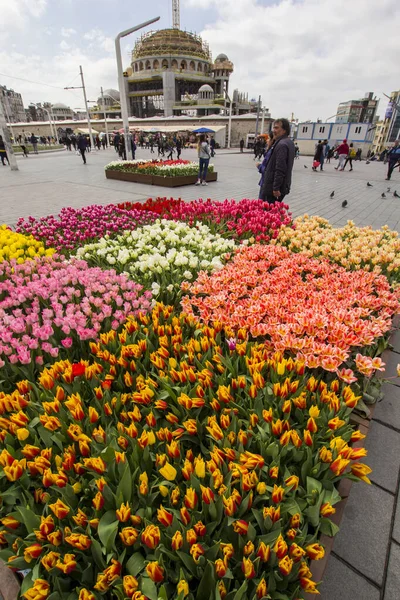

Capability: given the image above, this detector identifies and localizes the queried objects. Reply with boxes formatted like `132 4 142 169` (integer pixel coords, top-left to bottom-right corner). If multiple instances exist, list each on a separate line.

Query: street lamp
115 17 160 160
223 89 233 149
40 106 57 142
99 88 121 146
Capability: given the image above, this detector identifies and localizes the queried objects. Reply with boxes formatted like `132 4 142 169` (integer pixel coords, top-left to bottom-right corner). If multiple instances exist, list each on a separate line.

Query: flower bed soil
105 170 218 187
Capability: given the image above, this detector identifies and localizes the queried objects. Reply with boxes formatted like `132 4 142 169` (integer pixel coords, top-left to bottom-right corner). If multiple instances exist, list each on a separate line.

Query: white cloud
61 27 76 38
59 40 70 51
186 0 400 120
84 27 114 54
0 0 47 31
83 28 103 41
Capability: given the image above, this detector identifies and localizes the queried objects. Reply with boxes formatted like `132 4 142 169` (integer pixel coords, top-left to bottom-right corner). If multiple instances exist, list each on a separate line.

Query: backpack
350 148 356 158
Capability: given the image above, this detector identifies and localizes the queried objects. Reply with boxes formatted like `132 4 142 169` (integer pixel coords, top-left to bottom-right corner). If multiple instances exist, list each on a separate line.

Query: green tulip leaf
97 510 119 552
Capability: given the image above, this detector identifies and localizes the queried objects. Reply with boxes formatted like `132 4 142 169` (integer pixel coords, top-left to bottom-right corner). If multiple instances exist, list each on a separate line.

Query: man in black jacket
260 118 295 204
77 134 87 164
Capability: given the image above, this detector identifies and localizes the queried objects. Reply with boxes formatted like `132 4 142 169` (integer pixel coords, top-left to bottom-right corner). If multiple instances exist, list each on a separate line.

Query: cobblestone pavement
1 147 399 230
319 322 400 600
1 146 400 600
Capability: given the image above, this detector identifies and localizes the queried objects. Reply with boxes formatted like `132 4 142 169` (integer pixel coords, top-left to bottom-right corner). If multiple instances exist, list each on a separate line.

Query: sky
0 0 399 121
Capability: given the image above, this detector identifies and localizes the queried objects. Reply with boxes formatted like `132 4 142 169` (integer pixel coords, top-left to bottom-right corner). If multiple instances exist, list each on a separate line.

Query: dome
199 84 213 93
103 89 120 101
52 103 69 109
133 28 211 61
215 53 229 62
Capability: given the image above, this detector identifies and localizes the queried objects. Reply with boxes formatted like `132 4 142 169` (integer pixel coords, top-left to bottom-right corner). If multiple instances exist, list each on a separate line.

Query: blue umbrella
192 127 215 133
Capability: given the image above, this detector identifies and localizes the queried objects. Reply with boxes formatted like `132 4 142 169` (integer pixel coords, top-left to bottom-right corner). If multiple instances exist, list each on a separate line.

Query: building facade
8 114 273 148
123 27 256 119
336 92 379 124
296 121 375 155
51 103 74 121
90 89 122 120
0 85 26 123
371 90 400 154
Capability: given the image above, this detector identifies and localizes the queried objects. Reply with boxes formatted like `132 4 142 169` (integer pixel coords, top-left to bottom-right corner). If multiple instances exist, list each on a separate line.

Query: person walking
324 140 330 161
335 138 349 171
240 138 245 153
77 134 87 164
31 134 39 154
166 140 174 160
176 137 182 159
20 142 29 157
259 118 295 204
326 146 335 163
0 136 10 165
149 137 155 153
131 137 136 160
113 133 120 153
313 140 324 171
343 143 356 171
195 133 211 186
210 136 216 157
356 148 362 161
101 136 106 150
386 140 400 180
118 135 127 161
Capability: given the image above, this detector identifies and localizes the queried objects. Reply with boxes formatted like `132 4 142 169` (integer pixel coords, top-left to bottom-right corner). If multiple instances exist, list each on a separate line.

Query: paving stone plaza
1 147 400 231
1 148 400 600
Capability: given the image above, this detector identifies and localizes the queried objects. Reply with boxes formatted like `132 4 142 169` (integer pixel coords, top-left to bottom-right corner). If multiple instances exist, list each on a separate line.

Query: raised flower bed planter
105 159 217 187
2 201 400 600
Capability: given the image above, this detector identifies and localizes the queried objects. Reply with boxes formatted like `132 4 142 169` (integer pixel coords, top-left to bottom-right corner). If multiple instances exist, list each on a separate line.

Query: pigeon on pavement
330 191 335 198
387 187 391 192
304 165 308 168
366 161 370 164
367 182 373 187
342 200 348 207
394 191 399 198
381 193 386 198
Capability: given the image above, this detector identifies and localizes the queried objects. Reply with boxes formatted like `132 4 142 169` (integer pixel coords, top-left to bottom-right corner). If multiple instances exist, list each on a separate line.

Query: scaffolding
132 29 212 62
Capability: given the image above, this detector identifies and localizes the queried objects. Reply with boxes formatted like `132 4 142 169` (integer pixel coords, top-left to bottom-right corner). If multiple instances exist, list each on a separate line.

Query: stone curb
304 320 399 599
13 148 66 156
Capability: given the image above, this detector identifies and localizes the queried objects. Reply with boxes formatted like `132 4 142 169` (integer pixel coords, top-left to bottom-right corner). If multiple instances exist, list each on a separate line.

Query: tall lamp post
65 66 96 150
223 90 233 149
115 17 160 160
41 106 57 142
0 99 18 171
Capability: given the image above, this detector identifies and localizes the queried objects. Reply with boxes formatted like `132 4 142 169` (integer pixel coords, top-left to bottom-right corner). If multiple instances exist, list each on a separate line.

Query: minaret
172 0 180 29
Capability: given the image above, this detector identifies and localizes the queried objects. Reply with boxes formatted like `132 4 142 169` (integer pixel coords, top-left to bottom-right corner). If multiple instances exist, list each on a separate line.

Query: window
319 126 325 133
337 126 343 134
302 126 308 133
355 126 361 134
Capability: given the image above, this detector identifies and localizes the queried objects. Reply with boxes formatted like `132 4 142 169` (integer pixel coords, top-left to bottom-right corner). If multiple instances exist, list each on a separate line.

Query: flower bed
118 198 293 244
105 159 214 178
75 220 236 305
0 255 151 387
275 215 400 286
0 304 371 600
0 201 398 600
182 244 399 382
16 205 157 254
0 225 55 263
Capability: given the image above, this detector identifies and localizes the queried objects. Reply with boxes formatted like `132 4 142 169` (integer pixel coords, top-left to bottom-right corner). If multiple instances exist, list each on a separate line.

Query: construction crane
172 0 180 29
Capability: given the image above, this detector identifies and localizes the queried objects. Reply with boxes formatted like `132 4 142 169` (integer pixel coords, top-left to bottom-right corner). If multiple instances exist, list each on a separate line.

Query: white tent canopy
74 128 99 135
